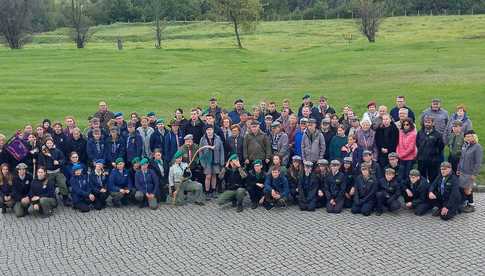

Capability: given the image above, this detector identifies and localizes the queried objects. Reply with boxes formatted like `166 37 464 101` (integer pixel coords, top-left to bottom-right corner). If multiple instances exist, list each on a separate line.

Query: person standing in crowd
457 130 483 213
316 96 336 123
205 97 222 126
428 162 461 221
164 120 184 164
329 125 348 161
28 167 57 218
445 105 472 144
325 160 347 214
125 122 143 167
320 118 336 160
416 116 444 183
301 118 326 163
396 118 417 178
362 101 379 126
104 127 126 169
93 101 115 130
217 154 248 212
243 121 272 170
228 99 245 124
169 151 205 206
298 94 318 118
174 108 188 129
263 167 289 210
146 112 158 129
287 155 302 203
52 122 68 155
447 120 464 172
270 122 289 167
65 127 87 165
266 102 280 120
420 98 448 137
297 161 319 212
184 109 204 144
403 169 432 216
63 116 77 138
371 105 388 130
150 119 167 153
137 116 154 158
355 119 376 160
293 118 307 158
375 114 399 169
341 134 363 171
12 163 32 217
113 112 128 138
227 125 243 163
199 126 224 199
87 128 105 167
38 137 71 206
390 96 415 123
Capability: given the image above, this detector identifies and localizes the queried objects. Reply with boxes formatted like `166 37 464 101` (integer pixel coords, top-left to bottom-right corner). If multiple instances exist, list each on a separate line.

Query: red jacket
397 129 417 161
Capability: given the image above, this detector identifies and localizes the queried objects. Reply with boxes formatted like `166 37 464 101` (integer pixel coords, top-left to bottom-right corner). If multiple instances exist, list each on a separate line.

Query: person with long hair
28 167 57 217
0 163 15 213
396 118 417 179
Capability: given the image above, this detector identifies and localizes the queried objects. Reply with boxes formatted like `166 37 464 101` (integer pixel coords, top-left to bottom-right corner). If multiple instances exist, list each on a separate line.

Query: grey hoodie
420 107 448 136
458 142 483 176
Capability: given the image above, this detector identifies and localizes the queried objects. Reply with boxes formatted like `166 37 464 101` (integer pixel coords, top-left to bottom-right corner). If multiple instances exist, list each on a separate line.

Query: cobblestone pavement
1 194 484 276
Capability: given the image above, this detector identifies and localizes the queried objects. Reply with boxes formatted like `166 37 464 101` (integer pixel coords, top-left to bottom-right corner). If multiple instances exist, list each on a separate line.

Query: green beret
228 154 239 161
253 159 263 166
115 158 124 165
140 158 149 165
156 118 165 124
131 157 140 164
173 150 183 160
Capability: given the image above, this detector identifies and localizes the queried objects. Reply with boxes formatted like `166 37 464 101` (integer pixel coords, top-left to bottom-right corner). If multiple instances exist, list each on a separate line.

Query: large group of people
0 95 482 221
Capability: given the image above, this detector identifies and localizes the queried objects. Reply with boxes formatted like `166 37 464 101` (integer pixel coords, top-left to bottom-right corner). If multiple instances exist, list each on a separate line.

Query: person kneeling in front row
217 154 248 212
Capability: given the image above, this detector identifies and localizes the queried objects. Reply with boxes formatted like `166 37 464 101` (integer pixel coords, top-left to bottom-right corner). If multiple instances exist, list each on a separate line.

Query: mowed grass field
0 15 484 180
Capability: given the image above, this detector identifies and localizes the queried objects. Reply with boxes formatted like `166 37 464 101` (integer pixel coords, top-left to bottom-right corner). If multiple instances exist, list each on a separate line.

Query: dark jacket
150 128 166 152
38 147 65 171
324 172 347 201
404 178 430 205
150 159 169 186
353 175 378 204
126 133 143 163
104 136 126 164
88 171 109 193
219 167 247 190
108 169 133 192
390 106 415 122
86 138 105 164
164 131 184 163
184 119 204 145
12 174 33 202
416 128 444 162
264 175 289 198
65 136 88 164
134 169 159 195
378 177 401 200
375 124 399 155
227 135 244 163
429 174 461 210
70 174 92 204
29 179 56 198
51 132 69 155
245 170 266 190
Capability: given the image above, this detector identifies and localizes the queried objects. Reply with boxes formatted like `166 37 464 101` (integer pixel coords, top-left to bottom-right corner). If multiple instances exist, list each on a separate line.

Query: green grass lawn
0 15 484 181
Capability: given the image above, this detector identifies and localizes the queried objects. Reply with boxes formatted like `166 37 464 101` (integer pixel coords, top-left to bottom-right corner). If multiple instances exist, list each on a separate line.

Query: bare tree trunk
230 11 243 49
155 16 162 49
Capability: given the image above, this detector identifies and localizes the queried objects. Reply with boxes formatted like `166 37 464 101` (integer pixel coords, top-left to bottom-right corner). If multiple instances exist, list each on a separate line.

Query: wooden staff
172 145 214 204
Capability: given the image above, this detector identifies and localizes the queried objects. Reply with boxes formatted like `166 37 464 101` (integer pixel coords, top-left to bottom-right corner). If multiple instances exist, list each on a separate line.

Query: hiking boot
463 204 476 213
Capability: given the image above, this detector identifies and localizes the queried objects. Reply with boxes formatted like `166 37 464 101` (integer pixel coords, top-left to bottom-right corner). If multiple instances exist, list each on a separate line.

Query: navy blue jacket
0 182 13 198
264 175 289 198
324 172 347 201
104 136 126 164
12 174 32 202
404 178 430 205
134 169 159 195
378 178 402 201
126 133 143 163
70 174 92 204
88 171 109 193
429 174 461 210
38 147 65 171
150 129 166 152
353 175 378 204
390 106 415 123
65 136 88 164
29 179 56 198
108 169 133 192
86 138 105 163
164 131 183 162
416 128 444 162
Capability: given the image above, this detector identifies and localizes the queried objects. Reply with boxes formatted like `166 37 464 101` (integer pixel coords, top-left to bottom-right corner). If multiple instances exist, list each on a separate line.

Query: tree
146 0 167 48
357 0 385 43
0 0 32 49
67 0 93 48
213 0 262 48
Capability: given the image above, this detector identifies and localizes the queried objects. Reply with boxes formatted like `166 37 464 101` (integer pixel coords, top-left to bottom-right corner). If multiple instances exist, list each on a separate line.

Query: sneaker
463 204 476 213
236 205 243 213
375 210 383 216
194 201 205 206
